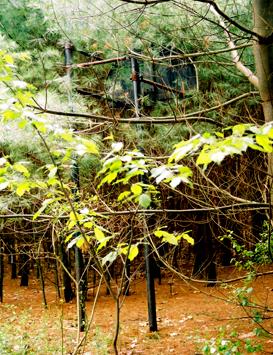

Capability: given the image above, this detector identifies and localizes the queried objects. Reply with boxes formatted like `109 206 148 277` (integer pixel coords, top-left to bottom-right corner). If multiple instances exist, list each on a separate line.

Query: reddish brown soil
1 266 273 354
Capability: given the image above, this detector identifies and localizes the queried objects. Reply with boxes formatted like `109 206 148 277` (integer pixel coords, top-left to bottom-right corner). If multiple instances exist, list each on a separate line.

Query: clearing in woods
1 266 273 354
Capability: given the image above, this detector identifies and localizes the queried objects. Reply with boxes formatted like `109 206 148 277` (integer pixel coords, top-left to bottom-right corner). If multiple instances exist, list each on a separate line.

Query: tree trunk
253 0 273 123
20 252 29 287
0 239 4 302
253 1 273 193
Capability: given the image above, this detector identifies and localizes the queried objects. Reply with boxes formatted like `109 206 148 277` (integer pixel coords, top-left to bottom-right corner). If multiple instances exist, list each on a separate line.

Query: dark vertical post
65 42 86 331
130 56 157 332
20 250 29 287
0 239 4 302
10 240 17 279
59 242 74 302
144 242 157 331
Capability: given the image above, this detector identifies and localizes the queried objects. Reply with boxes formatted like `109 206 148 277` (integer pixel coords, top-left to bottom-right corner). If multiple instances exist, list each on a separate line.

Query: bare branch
128 44 252 62
30 105 223 125
0 202 269 220
155 91 259 119
209 5 259 89
120 0 273 43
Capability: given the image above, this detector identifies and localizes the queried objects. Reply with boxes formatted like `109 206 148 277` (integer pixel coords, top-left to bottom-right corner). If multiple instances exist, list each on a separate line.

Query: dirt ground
1 266 273 354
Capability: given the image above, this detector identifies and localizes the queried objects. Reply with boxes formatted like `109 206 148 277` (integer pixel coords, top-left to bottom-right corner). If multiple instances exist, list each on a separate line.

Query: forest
0 0 273 354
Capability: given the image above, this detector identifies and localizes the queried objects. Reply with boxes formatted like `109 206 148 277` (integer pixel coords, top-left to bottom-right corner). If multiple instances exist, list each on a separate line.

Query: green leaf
154 230 178 245
94 227 105 241
83 221 93 228
97 236 112 251
4 54 14 64
139 193 151 208
256 134 273 152
196 149 211 166
98 171 117 187
151 166 173 184
177 232 194 245
60 132 73 142
82 139 99 155
32 121 47 134
128 244 139 261
3 109 20 121
232 124 247 136
16 181 30 196
268 128 273 139
76 236 85 248
117 191 131 201
33 198 57 220
13 163 30 177
131 183 142 196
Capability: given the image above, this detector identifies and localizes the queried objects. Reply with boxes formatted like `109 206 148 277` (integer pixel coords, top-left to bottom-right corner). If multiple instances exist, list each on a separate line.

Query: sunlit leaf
0 181 9 190
117 191 131 201
154 230 177 245
177 232 194 245
94 227 105 241
256 134 273 152
102 251 118 265
32 120 47 133
128 244 139 261
139 193 151 208
13 163 30 177
131 183 142 196
16 182 30 196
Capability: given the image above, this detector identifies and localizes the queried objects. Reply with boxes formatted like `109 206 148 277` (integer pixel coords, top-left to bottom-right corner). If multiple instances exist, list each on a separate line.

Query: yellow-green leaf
94 227 105 241
32 121 47 134
131 183 142 196
82 139 99 155
83 221 93 228
13 163 30 177
256 134 273 152
118 191 131 201
16 182 30 196
177 232 194 245
128 244 139 261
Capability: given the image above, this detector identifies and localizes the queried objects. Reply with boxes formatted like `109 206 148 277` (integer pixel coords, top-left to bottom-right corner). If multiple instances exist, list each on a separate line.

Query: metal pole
131 57 141 118
130 56 157 332
64 42 86 331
